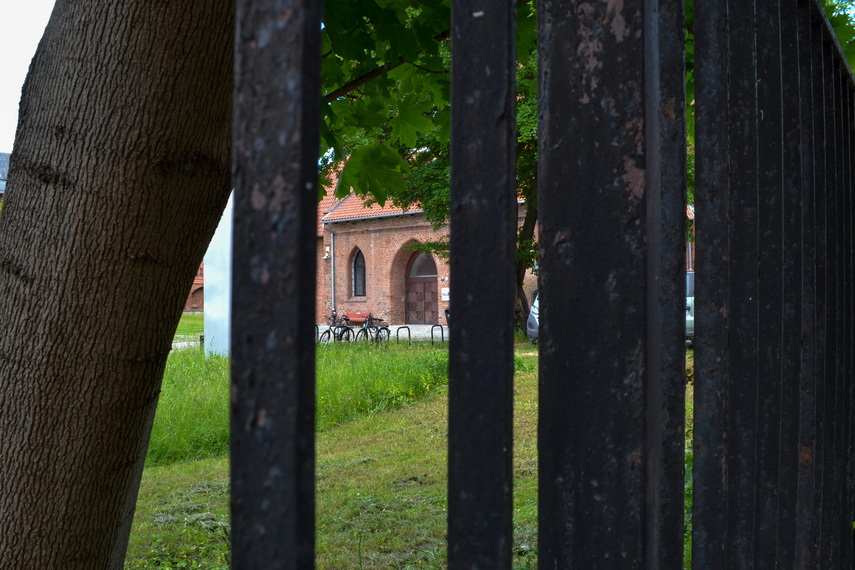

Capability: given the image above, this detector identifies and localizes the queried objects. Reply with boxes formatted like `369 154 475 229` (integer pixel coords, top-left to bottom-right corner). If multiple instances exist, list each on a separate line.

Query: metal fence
695 0 855 567
229 0 855 567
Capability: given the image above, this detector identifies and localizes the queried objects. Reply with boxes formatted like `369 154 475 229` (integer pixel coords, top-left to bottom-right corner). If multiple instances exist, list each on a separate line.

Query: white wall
204 192 233 356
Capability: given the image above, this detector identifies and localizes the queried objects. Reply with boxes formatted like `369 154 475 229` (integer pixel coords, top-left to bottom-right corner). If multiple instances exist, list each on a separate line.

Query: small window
353 250 366 296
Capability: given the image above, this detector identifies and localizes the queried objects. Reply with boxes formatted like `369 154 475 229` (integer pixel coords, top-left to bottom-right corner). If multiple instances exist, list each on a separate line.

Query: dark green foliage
824 0 855 68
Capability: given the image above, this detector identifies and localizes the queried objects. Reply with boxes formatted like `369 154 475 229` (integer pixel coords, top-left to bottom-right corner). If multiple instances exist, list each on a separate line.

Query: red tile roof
317 170 344 236
322 192 419 223
317 164 422 227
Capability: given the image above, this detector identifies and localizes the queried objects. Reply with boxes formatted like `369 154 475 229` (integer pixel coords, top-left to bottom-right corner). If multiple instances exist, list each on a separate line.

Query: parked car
686 271 694 344
524 281 693 344
526 293 539 342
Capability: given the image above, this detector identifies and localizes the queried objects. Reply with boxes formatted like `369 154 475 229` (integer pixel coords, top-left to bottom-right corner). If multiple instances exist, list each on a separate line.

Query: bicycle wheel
376 327 390 344
340 328 354 342
354 328 369 342
319 330 332 344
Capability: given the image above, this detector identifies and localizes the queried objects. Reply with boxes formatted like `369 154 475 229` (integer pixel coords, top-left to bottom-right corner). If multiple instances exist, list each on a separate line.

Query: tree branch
324 57 406 102
323 28 452 103
321 0 537 103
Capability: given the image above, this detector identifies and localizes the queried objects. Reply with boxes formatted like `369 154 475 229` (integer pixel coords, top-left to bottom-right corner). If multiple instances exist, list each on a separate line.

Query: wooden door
405 253 439 324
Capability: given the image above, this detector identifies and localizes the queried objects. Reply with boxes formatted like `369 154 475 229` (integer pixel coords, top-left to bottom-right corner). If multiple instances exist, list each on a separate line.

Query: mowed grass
145 343 451 467
145 349 230 467
315 344 539 569
126 457 230 569
126 341 540 569
315 342 449 430
128 342 694 569
173 312 204 343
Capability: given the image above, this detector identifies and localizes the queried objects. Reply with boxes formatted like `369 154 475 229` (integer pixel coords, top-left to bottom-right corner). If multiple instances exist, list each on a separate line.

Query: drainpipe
328 226 336 314
686 239 693 272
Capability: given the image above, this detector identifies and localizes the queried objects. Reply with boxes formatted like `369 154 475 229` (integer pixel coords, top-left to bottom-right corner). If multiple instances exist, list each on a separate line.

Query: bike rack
396 326 411 344
430 324 445 344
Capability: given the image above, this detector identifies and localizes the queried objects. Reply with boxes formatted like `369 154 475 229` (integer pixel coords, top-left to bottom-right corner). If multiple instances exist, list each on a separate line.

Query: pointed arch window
352 249 366 296
408 252 438 277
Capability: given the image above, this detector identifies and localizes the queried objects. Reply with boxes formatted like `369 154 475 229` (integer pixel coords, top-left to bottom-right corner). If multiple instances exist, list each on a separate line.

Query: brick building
316 188 534 327
184 263 204 311
197 183 536 333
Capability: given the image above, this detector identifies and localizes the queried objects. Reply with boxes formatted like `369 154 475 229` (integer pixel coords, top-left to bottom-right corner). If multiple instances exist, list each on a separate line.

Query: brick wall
185 283 204 311
316 206 537 326
183 263 205 312
317 212 451 325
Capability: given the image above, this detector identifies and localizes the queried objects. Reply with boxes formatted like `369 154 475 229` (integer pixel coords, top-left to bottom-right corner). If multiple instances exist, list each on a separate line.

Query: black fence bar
695 1 762 567
820 34 840 567
755 0 785 563
692 0 730 563
447 0 517 565
643 0 689 566
722 0 760 564
812 10 831 569
537 0 685 565
776 1 805 565
695 0 855 566
230 0 322 567
842 55 853 570
831 49 853 568
813 18 831 569
840 71 853 569
830 28 845 570
794 3 819 567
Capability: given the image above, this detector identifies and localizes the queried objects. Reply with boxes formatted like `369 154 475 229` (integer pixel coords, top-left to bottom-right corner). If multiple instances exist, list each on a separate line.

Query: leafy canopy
321 0 855 212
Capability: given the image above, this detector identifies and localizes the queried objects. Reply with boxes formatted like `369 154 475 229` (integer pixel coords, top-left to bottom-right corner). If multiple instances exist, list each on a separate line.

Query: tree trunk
514 197 538 325
0 1 234 568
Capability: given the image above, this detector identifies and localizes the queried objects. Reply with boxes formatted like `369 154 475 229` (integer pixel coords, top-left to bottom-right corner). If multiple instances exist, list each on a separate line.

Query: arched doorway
405 252 439 324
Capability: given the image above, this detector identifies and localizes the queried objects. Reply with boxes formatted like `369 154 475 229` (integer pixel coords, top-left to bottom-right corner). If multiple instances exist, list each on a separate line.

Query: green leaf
517 1 538 63
351 98 390 129
339 143 409 203
387 18 422 62
387 64 419 94
433 107 451 141
390 96 434 147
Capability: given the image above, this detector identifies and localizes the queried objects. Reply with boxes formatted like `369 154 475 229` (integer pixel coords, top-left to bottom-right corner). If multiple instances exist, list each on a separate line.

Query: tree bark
0 1 234 568
514 199 537 323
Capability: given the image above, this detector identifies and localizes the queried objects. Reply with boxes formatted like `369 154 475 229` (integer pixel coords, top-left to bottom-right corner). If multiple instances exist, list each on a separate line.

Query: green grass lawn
126 341 538 569
173 312 204 343
126 342 691 569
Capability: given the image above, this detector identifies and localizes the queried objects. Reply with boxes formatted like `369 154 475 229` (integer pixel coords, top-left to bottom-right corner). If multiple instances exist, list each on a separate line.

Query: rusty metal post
231 0 322 567
537 0 686 565
447 0 517 566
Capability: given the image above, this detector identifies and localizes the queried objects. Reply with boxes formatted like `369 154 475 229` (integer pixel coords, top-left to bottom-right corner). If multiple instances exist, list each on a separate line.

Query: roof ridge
322 191 355 219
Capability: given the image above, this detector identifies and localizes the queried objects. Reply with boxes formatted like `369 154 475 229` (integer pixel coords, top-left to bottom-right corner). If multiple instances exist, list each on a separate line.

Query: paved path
383 324 448 342
173 324 449 351
317 323 449 342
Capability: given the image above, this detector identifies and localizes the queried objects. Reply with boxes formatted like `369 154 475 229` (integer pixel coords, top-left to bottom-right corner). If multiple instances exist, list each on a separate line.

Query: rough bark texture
0 1 234 568
514 200 537 320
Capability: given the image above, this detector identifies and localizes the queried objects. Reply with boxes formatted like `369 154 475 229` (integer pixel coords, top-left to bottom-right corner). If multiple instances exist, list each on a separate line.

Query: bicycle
318 311 354 343
353 313 391 344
